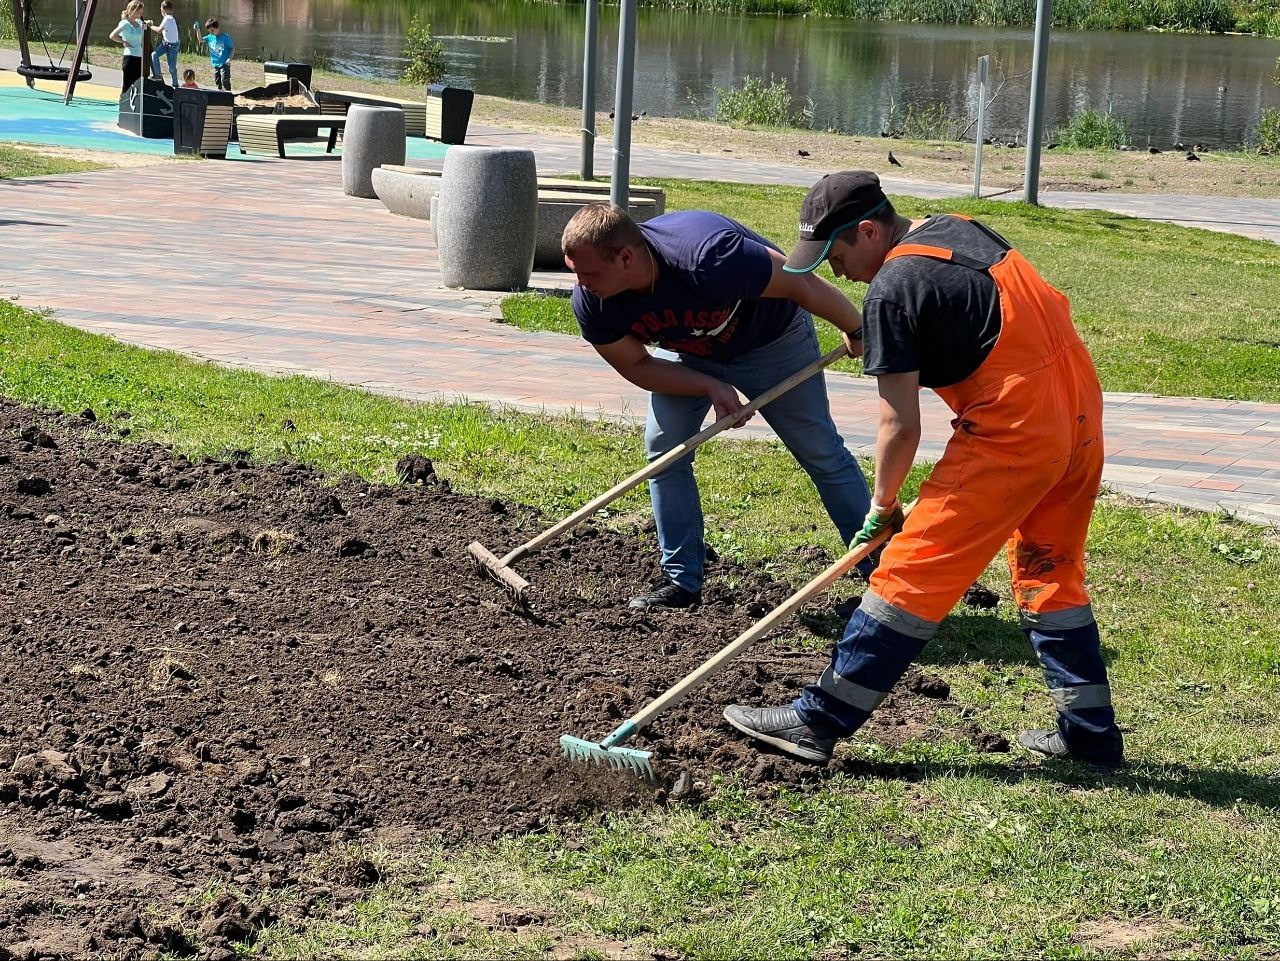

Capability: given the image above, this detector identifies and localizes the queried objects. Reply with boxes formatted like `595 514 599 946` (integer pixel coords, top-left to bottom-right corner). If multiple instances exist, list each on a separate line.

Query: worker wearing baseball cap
724 171 1125 768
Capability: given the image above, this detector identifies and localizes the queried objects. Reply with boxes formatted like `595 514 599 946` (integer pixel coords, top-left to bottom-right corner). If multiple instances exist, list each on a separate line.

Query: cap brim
783 237 834 275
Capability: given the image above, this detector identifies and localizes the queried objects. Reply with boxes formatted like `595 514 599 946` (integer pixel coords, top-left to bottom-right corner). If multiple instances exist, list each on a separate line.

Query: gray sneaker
723 704 835 764
1017 729 1124 768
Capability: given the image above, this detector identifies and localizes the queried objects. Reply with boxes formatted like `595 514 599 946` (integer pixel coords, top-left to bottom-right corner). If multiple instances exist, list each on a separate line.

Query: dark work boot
723 705 835 764
628 582 700 610
1017 728 1124 768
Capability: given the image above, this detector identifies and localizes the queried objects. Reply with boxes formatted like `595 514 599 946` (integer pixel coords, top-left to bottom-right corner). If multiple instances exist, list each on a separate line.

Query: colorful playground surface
0 70 450 161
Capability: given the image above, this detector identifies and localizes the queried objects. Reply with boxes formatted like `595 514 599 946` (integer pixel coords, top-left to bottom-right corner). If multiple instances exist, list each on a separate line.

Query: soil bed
0 399 1000 958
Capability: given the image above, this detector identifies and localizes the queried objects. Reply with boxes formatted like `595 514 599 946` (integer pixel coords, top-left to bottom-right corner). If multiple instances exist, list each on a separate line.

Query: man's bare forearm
621 354 723 398
873 421 920 507
793 274 863 336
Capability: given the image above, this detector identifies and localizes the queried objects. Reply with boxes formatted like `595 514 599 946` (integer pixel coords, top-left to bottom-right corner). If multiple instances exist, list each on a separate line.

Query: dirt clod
962 584 1000 609
395 454 438 485
15 475 50 495
336 536 370 557
907 674 951 699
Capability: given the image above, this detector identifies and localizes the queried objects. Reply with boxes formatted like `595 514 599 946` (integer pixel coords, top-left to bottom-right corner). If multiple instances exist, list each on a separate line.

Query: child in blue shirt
194 16 234 91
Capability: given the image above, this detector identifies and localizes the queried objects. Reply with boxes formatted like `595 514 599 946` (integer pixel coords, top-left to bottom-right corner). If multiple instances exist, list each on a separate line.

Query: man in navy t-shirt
563 205 873 610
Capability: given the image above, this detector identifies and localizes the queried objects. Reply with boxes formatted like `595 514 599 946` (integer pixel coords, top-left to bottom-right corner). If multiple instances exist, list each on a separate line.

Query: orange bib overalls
794 221 1122 760
864 234 1104 631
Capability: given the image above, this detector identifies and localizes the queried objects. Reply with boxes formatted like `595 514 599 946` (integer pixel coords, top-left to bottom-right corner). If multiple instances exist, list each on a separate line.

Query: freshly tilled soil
0 398 1001 959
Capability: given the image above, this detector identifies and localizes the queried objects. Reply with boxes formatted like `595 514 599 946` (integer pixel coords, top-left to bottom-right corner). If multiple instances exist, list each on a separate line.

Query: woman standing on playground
109 0 146 94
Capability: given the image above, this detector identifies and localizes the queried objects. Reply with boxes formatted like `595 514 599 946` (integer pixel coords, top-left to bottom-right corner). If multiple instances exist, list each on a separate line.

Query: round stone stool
342 105 406 199
436 146 537 291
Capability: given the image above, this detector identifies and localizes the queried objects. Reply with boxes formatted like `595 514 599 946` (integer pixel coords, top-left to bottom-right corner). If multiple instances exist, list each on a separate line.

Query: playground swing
11 0 96 92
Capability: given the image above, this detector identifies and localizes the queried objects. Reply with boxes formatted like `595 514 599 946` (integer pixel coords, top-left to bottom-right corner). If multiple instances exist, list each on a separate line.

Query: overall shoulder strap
883 243 989 271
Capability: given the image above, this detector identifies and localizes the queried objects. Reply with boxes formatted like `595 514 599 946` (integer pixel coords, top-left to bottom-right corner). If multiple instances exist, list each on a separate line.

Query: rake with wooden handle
467 344 849 608
558 499 915 780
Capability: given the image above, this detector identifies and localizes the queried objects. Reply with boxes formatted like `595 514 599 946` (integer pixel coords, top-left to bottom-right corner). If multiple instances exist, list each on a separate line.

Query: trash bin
264 60 312 89
425 84 474 145
173 85 234 157
118 78 175 138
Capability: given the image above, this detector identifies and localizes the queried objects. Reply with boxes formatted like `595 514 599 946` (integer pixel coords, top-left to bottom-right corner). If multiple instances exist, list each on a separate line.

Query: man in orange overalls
724 171 1125 767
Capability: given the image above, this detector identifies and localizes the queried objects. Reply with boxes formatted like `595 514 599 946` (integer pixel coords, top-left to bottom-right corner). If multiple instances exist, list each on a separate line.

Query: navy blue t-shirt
572 211 800 360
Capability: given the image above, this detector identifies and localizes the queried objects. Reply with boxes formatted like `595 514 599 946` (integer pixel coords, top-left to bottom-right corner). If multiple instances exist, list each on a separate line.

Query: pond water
52 0 1280 146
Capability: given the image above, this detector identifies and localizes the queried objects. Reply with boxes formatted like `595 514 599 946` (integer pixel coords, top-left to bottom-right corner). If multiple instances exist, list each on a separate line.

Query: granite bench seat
372 166 664 232
532 195 658 269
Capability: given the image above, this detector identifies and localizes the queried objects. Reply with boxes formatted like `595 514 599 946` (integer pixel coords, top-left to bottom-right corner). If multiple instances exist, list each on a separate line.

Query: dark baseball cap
783 171 889 274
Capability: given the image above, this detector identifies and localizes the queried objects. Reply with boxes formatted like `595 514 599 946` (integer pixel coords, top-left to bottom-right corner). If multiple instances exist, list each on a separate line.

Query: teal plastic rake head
559 722 655 782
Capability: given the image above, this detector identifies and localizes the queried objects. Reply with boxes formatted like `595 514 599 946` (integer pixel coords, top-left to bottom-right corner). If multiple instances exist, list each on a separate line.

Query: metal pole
610 0 637 209
580 0 598 180
973 55 988 199
1023 0 1053 204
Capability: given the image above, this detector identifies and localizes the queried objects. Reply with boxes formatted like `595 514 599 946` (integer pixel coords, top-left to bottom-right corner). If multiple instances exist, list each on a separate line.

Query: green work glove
851 501 905 549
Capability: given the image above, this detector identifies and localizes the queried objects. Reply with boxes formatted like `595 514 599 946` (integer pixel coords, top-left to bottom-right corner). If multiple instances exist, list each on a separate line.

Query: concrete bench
371 166 440 219
372 166 665 223
435 146 538 291
533 177 666 214
237 114 345 158
318 89 427 138
342 104 406 198
533 194 658 270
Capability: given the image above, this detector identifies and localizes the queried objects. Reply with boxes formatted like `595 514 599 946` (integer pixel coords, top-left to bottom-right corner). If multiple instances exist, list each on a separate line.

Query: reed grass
624 0 1264 35
1056 107 1130 149
714 74 811 128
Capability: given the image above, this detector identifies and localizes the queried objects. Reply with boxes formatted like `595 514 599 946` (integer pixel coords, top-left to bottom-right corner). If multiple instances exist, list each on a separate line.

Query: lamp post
610 0 637 208
580 0 598 180
1023 0 1053 204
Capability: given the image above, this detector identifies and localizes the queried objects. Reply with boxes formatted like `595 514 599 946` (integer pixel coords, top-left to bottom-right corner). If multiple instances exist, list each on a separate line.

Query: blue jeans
151 42 179 86
645 313 872 593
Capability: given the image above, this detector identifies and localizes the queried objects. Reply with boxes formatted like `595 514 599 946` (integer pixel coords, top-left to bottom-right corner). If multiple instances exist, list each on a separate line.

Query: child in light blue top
194 16 235 91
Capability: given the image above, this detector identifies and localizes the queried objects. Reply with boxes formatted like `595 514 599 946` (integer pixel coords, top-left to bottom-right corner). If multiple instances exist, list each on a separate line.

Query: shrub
1251 107 1280 154
1056 107 1129 149
402 17 445 86
883 101 967 140
714 75 810 128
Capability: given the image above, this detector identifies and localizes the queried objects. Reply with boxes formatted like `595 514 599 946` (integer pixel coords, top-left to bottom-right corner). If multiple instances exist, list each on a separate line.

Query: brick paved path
1 157 1277 526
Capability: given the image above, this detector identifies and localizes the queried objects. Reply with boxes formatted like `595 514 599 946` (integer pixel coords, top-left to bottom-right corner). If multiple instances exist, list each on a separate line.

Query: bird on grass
1174 141 1186 150
608 109 646 121
888 150 902 167
1193 142 1204 153
1149 146 1162 154
797 149 811 157
1186 151 1200 161
1045 142 1058 150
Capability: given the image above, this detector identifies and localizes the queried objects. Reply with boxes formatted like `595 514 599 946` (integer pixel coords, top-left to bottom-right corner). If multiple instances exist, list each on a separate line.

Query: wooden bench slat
237 114 347 158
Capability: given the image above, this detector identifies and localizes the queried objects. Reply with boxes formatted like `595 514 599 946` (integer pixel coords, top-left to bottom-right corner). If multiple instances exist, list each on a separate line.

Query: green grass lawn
2 300 1278 958
502 181 1280 403
0 142 105 178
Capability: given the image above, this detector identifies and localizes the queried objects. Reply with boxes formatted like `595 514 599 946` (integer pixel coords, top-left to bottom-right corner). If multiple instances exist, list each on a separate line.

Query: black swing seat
16 63 93 82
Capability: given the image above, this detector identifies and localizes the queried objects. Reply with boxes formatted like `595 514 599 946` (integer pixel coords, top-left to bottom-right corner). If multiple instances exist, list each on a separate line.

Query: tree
403 17 445 87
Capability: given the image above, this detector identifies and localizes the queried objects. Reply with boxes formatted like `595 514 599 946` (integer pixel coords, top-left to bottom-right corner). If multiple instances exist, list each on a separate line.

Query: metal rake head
559 734 655 783
466 540 530 609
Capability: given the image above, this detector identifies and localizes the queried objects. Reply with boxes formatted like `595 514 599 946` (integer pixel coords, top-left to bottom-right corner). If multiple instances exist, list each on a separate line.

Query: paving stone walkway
1 155 1277 527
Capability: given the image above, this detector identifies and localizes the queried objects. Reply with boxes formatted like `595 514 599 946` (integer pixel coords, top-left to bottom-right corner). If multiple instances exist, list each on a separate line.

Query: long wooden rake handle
618 500 916 739
499 344 850 566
